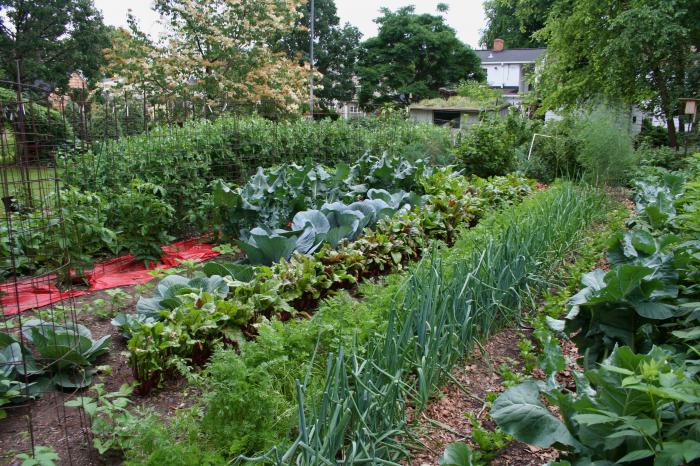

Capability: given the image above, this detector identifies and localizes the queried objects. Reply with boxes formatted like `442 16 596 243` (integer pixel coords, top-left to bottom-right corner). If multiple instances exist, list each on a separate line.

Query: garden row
60 181 609 464
1 145 445 279
112 168 535 392
487 155 700 465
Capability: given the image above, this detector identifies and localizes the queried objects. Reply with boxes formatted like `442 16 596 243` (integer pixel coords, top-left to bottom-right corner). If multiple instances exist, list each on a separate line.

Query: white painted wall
484 63 522 88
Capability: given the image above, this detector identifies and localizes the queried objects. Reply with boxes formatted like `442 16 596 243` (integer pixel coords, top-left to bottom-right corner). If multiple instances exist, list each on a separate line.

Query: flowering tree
103 0 310 113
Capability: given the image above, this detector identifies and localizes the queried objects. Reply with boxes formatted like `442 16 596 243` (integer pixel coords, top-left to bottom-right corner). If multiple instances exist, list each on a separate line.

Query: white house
474 39 546 105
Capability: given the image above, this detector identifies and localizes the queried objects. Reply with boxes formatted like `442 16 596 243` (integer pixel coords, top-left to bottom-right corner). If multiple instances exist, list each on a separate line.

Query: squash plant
492 346 700 466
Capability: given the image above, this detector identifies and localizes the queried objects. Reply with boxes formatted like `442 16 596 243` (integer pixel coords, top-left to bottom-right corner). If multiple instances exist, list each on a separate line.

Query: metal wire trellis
1 80 95 465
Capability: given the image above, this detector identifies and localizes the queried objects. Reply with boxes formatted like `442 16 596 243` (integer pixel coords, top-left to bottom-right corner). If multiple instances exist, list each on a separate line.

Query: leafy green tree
480 0 553 49
278 0 363 109
104 0 309 113
0 0 110 87
538 0 700 147
357 5 484 109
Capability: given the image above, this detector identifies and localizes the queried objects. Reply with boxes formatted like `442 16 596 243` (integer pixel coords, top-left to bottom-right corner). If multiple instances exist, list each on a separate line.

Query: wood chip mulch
403 328 559 466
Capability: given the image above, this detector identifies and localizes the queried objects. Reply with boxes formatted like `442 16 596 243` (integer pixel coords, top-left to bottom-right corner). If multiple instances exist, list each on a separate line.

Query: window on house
632 116 638 123
433 111 461 129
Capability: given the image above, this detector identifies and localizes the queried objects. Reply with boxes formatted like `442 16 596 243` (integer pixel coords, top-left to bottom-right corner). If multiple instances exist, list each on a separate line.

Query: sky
93 0 488 49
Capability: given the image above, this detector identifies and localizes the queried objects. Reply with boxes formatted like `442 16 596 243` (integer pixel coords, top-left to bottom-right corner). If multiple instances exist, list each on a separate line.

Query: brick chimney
493 38 505 52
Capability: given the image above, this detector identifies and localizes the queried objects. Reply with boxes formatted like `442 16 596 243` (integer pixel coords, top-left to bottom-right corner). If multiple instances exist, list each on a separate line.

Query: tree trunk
666 115 678 149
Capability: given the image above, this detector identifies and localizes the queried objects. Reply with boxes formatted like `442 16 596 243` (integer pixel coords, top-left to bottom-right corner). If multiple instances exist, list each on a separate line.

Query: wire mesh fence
1 80 96 464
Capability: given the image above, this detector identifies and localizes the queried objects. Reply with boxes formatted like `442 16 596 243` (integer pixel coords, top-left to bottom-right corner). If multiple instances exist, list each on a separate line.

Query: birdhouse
680 98 698 115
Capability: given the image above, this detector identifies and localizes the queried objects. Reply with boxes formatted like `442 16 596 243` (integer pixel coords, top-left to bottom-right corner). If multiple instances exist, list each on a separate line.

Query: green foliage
439 442 474 466
637 145 686 172
14 445 60 466
357 5 485 109
636 119 671 148
480 0 552 48
1 319 110 392
254 184 606 464
57 187 119 277
538 0 700 147
453 119 515 177
109 175 531 458
0 0 110 86
211 153 430 237
525 109 637 185
562 166 699 367
494 161 700 466
494 347 700 465
520 114 582 182
65 383 136 455
457 80 503 104
236 190 424 265
108 181 175 264
576 108 637 186
0 87 75 162
465 413 511 462
276 0 363 107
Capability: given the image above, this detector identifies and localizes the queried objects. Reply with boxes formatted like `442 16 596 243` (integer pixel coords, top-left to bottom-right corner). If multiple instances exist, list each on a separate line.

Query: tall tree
278 0 363 109
103 0 310 113
357 5 484 109
0 0 110 88
538 0 700 147
480 0 553 49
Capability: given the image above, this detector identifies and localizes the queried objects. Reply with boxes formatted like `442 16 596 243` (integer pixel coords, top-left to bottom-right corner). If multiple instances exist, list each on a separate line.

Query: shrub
521 115 583 182
635 118 669 148
57 188 118 279
453 118 514 177
637 144 686 171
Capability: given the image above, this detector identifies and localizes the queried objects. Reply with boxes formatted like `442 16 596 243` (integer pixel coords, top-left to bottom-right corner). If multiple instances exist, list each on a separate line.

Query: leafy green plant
14 445 60 466
439 442 474 466
21 319 111 389
465 413 511 463
492 346 700 466
243 184 606 464
453 118 515 178
65 383 136 454
134 274 229 317
108 181 175 265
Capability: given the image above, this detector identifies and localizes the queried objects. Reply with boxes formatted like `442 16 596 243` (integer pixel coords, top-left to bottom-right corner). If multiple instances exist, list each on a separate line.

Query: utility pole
309 0 315 119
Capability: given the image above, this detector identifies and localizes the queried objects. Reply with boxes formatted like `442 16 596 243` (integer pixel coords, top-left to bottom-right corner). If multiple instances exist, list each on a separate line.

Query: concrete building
408 98 510 129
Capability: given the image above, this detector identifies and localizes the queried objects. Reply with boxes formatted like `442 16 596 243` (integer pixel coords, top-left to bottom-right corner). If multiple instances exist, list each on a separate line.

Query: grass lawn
1 166 62 216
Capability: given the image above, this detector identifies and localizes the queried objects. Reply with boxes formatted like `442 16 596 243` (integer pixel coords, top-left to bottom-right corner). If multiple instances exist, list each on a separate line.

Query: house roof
475 48 546 64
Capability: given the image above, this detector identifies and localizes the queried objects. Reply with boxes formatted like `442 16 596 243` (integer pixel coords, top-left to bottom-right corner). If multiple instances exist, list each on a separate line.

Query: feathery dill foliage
576 108 637 186
240 183 608 464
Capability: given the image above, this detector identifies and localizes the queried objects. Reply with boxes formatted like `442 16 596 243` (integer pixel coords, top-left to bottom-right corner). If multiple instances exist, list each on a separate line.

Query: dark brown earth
0 285 200 466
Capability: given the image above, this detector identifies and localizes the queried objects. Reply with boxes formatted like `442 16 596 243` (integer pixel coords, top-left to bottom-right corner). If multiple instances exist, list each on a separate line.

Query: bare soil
0 286 199 466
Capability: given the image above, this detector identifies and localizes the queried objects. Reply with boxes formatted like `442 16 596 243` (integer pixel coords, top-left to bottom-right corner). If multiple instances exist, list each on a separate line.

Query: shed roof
475 48 546 64
408 102 510 113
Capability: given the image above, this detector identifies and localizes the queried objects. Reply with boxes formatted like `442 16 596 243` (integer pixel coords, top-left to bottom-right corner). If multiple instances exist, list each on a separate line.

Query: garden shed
408 98 510 129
